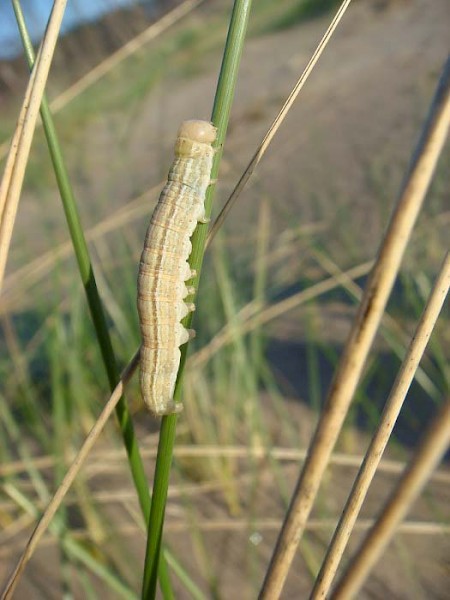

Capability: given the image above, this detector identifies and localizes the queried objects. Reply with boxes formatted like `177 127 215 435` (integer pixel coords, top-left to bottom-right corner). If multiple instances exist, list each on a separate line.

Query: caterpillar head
177 120 217 144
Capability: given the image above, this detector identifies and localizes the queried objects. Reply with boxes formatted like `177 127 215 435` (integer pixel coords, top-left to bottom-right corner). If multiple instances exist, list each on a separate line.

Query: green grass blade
12 0 150 515
142 1 253 598
11 2 175 596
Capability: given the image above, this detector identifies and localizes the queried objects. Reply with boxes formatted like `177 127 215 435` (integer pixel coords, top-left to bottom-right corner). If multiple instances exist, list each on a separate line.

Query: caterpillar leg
185 302 196 312
154 400 184 417
178 326 196 345
182 267 197 286
195 203 210 224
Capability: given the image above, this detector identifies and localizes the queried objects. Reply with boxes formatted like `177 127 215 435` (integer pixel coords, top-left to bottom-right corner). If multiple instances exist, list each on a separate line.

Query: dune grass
0 0 449 598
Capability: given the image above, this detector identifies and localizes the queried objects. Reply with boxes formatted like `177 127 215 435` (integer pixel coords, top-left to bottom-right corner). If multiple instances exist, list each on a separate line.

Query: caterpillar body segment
137 120 217 416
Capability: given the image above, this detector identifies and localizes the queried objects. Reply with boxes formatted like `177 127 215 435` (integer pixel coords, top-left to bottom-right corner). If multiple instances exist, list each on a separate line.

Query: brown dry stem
0 1 68 291
0 348 140 600
259 54 450 599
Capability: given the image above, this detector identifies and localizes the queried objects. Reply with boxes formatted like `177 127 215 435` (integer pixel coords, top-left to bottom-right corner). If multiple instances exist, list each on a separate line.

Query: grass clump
1 0 449 598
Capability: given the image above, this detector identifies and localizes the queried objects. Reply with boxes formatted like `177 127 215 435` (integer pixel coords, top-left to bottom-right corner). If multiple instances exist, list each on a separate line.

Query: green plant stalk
12 2 177 595
142 1 253 597
12 0 148 507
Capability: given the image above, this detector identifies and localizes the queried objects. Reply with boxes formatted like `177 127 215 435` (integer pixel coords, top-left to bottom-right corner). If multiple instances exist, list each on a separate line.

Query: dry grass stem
311 251 450 599
31 518 450 537
1 3 448 597
206 0 353 246
0 0 205 161
260 55 450 599
0 0 68 291
309 248 441 399
0 348 140 600
334 396 450 599
0 188 321 311
189 261 373 368
2 444 449 484
3 518 449 560
49 0 205 113
1 183 162 310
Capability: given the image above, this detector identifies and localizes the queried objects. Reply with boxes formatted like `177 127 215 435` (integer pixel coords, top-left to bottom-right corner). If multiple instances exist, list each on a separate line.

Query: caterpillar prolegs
137 120 217 416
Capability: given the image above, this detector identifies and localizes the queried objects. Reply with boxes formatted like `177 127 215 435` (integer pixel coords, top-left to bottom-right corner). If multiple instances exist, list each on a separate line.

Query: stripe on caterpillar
137 119 217 417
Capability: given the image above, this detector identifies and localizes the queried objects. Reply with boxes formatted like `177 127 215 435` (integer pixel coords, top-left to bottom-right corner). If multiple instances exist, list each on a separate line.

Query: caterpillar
137 119 217 417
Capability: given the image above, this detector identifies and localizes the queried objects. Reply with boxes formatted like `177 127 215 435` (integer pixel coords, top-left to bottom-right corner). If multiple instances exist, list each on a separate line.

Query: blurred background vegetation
0 0 448 597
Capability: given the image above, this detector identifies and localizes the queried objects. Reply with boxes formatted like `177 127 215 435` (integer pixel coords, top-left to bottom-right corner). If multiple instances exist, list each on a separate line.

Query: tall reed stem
141 1 253 598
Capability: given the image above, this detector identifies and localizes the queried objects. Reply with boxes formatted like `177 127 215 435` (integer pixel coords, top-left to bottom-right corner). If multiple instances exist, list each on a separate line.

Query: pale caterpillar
137 119 217 416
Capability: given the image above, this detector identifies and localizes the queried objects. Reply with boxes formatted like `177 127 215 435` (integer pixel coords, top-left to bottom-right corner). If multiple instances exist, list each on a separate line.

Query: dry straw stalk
0 0 205 161
334 395 450 599
311 251 450 598
206 0 353 247
260 54 450 599
0 0 68 290
0 349 140 600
